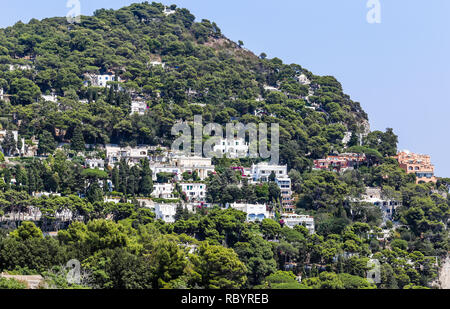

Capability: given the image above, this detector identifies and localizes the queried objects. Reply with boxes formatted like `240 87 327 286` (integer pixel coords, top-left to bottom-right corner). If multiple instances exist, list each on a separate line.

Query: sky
0 0 449 176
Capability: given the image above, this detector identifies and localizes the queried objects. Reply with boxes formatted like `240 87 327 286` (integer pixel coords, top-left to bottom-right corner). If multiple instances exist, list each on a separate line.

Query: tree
192 243 247 289
261 219 282 240
10 78 41 105
71 125 85 152
10 221 43 241
38 131 56 155
233 232 277 287
139 158 153 196
258 271 305 289
1 131 17 156
364 128 398 157
297 171 348 211
86 182 104 203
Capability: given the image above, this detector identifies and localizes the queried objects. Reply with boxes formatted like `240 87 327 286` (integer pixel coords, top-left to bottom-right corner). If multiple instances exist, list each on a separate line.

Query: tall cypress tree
112 167 120 192
71 125 85 152
139 158 153 196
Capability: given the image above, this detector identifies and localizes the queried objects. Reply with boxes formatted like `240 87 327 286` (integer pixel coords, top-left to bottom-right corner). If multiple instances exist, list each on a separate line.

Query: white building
96 74 116 87
358 187 402 222
85 159 105 170
163 7 176 16
174 156 215 181
154 203 178 223
9 64 32 71
131 101 148 115
229 203 270 222
213 138 249 159
42 94 58 103
263 85 280 92
281 213 315 234
83 73 119 88
251 162 293 209
251 162 288 182
151 183 176 199
154 203 194 223
150 61 166 68
295 74 311 85
150 164 181 181
276 177 294 210
181 183 207 202
148 147 173 163
106 145 150 166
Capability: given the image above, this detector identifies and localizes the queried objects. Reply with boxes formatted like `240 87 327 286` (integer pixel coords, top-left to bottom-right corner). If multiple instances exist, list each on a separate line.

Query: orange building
313 153 367 172
396 151 437 184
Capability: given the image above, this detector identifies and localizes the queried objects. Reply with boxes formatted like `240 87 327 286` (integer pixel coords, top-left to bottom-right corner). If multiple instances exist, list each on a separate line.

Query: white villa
83 73 119 88
131 101 148 115
150 164 181 181
106 145 150 166
251 162 289 182
151 183 176 199
296 74 311 85
180 183 207 202
154 203 194 223
251 162 294 209
358 187 403 222
263 85 280 92
213 138 249 159
154 203 178 223
174 156 215 180
281 213 315 234
163 7 176 16
229 203 271 222
42 94 58 103
85 159 105 170
276 177 294 210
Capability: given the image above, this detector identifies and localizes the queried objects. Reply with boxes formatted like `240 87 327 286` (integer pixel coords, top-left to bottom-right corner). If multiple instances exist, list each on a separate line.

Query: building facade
229 203 271 222
180 183 207 202
281 213 315 234
213 138 249 158
174 156 215 180
396 151 437 184
151 183 176 199
313 153 367 172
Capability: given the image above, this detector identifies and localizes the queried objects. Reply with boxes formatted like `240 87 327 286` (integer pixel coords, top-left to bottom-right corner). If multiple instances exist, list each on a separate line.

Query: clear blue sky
1 0 449 176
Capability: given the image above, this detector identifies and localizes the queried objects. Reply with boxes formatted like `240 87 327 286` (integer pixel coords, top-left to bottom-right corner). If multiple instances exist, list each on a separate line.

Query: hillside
0 2 371 170
0 2 447 291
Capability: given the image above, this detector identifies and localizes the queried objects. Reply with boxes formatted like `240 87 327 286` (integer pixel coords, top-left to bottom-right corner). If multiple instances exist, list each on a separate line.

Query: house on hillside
396 151 437 184
228 203 271 222
130 101 148 115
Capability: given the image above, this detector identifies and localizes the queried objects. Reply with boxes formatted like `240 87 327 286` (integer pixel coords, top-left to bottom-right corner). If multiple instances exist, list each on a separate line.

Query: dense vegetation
0 2 448 289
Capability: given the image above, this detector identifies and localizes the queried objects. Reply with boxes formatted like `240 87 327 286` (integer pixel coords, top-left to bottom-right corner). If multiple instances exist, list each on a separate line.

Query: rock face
439 256 450 289
0 273 44 289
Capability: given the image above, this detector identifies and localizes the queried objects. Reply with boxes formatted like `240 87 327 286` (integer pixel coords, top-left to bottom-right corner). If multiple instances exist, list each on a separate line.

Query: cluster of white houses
100 142 306 230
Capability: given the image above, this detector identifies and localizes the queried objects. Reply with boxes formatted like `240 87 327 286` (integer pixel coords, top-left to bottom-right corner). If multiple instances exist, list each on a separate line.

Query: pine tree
86 182 104 203
27 167 36 194
1 130 17 156
112 167 120 191
139 158 153 196
71 125 85 152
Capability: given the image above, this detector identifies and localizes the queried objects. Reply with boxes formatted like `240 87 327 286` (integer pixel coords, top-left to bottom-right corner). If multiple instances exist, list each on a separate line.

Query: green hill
0 2 371 170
